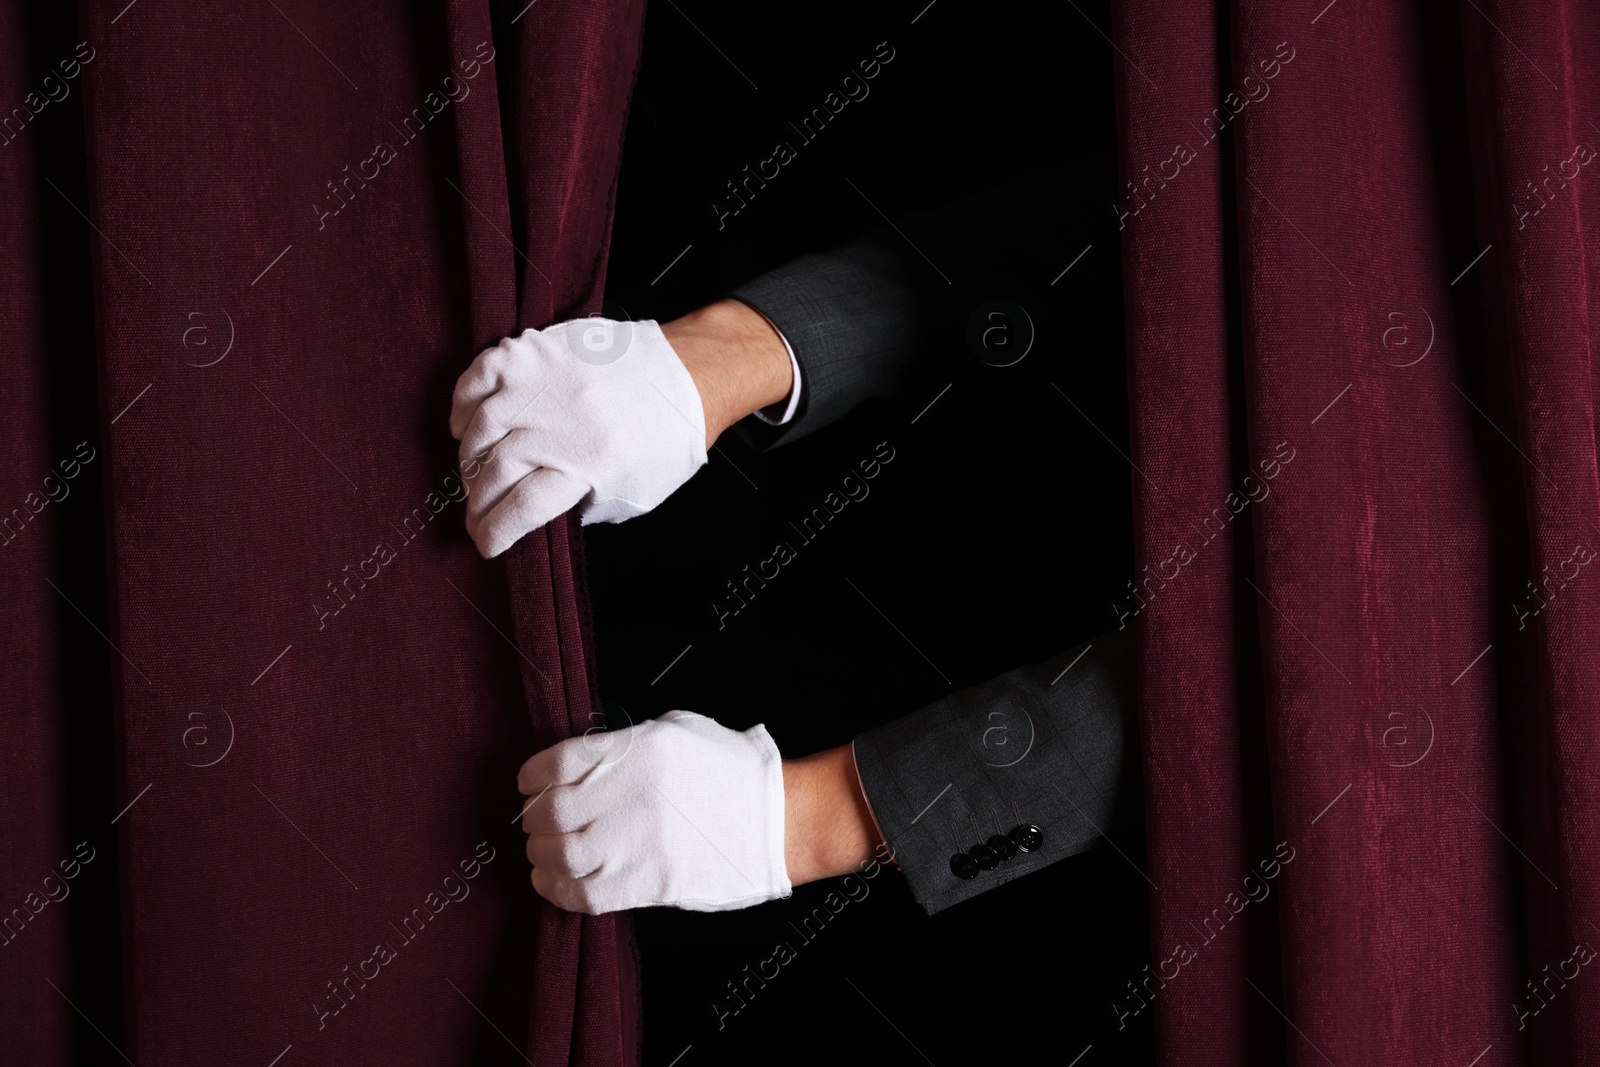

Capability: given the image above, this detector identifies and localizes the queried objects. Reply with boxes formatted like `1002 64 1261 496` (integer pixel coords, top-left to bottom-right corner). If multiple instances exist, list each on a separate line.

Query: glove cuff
641 318 709 469
746 723 794 903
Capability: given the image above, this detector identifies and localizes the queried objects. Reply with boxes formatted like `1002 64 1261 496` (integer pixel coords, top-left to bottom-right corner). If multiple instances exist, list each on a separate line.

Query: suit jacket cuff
851 628 1139 914
722 230 924 451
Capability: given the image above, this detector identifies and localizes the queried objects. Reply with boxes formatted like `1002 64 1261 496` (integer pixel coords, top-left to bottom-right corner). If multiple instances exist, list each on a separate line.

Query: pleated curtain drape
1114 1 1600 1063
3 2 642 1064
2 5 81 1065
17 1 1600 1064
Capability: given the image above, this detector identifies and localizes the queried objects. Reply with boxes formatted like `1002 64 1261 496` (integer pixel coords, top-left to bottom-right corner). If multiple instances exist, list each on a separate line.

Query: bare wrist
661 299 793 450
782 744 884 887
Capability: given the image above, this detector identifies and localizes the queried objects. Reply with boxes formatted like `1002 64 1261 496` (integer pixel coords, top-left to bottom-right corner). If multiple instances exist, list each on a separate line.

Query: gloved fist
517 710 791 914
450 317 708 558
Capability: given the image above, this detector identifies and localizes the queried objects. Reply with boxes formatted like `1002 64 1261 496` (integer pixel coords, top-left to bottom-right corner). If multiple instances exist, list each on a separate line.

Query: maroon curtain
1 6 74 1064
452 1 645 1062
0 1 640 1064
1115 0 1599 1063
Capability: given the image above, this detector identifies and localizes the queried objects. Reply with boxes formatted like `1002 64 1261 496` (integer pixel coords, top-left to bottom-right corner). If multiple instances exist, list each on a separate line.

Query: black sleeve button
987 834 1018 861
969 843 1001 871
950 852 981 879
1009 824 1043 852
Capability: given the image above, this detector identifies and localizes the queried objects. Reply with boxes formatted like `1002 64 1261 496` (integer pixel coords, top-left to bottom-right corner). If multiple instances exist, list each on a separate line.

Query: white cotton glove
450 317 708 558
517 710 791 914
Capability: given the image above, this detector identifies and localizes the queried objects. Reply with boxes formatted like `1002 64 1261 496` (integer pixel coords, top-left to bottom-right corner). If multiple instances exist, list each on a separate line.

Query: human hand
451 301 793 558
450 317 709 558
516 709 791 914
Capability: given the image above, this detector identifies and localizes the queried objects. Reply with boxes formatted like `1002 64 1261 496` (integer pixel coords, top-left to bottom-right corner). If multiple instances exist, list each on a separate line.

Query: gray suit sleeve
723 229 926 450
722 166 1103 450
850 627 1140 914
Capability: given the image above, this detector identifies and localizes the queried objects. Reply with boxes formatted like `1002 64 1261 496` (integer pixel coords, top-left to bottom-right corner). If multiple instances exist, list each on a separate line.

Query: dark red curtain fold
445 2 645 1063
1115 0 1599 1063
1 5 74 1063
0 1 640 1064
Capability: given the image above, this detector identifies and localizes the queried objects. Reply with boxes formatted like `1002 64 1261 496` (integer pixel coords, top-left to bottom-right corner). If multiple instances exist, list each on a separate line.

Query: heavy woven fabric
0 2 644 1063
1114 1 1600 1063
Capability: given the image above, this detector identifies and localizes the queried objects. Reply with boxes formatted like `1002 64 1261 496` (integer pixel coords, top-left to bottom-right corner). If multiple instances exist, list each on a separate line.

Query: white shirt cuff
753 319 802 426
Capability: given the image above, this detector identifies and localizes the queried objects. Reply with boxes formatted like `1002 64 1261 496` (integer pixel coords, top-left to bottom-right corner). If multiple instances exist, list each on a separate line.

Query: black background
594 0 1155 1063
